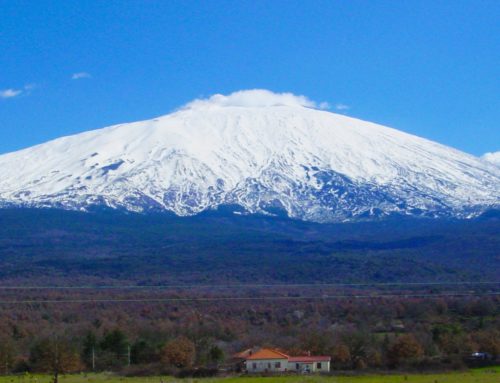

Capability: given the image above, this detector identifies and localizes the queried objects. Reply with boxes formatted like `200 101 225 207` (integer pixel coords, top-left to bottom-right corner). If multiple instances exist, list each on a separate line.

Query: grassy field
0 368 499 383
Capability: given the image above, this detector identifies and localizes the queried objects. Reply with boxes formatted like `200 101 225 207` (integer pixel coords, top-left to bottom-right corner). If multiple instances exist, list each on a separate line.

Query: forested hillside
0 208 498 285
0 209 498 375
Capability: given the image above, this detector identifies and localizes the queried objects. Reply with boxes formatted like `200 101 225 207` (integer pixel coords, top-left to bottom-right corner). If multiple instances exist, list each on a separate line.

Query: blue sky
1 0 498 156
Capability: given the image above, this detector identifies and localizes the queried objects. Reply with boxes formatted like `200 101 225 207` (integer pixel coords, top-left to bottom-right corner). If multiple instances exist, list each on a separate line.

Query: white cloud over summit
183 89 330 110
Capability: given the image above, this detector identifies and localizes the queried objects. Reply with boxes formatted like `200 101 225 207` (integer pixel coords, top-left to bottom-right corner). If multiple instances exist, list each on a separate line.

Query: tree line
0 295 498 378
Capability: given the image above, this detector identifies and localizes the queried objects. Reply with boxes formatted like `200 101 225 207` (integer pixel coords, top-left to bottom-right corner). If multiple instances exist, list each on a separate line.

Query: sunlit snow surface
0 91 499 222
482 152 500 167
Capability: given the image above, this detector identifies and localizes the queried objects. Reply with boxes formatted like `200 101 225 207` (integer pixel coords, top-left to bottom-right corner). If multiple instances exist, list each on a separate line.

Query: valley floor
2 368 499 383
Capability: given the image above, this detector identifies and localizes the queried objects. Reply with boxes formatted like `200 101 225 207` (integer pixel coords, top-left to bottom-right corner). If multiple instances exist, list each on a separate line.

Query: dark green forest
0 208 498 285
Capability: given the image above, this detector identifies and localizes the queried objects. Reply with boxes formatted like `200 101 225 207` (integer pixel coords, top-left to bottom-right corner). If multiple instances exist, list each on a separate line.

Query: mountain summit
1 90 499 222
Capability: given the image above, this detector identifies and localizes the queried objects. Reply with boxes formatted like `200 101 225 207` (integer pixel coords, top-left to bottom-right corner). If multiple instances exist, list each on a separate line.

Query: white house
243 348 331 373
245 349 289 373
288 355 331 373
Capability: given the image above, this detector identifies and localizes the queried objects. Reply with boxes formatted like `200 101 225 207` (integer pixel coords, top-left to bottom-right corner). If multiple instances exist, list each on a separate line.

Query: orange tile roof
246 348 289 360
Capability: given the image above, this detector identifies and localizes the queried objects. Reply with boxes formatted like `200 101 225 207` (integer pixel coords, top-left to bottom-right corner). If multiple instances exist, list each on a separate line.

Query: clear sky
1 0 498 156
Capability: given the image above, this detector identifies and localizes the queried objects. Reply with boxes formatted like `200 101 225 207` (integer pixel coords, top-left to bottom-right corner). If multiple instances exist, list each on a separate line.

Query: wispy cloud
0 88 22 99
24 83 36 90
335 103 350 111
0 84 38 99
72 72 92 80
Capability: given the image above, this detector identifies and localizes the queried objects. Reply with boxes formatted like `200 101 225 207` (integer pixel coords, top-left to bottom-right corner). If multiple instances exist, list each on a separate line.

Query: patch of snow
482 151 500 167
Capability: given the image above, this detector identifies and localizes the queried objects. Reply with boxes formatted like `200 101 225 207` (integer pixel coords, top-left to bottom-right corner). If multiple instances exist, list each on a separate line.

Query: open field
1 368 499 383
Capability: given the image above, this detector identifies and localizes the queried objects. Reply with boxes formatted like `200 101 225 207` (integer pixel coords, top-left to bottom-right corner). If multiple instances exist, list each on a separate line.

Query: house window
296 363 300 370
268 363 271 369
317 362 322 369
275 362 281 368
252 363 257 370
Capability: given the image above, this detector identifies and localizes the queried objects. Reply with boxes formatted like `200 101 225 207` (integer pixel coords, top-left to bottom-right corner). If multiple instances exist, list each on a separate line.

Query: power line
0 281 498 290
0 292 498 305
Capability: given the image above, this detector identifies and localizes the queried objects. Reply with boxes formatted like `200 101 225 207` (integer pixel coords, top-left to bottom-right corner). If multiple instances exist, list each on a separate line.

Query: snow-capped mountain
482 151 500 167
0 90 499 222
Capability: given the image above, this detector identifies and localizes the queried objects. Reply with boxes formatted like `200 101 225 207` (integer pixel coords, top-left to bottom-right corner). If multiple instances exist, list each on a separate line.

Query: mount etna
0 90 498 285
0 90 498 222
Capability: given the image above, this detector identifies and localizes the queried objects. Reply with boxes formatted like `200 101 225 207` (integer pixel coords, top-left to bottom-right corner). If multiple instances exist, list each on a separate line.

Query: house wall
315 361 330 372
245 358 288 373
288 361 330 372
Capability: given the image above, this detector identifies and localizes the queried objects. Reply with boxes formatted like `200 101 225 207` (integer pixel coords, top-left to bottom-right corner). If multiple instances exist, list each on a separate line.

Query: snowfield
0 90 499 222
482 151 500 167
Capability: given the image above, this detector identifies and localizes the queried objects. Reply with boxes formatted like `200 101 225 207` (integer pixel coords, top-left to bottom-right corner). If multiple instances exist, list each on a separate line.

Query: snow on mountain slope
0 90 499 222
482 151 500 167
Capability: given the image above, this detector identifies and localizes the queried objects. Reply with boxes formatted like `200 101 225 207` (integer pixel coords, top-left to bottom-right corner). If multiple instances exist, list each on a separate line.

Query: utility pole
127 345 131 367
92 347 95 371
53 336 59 383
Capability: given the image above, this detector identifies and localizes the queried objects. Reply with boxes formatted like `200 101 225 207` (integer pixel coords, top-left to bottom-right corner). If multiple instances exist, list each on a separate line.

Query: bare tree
0 337 15 375
162 336 196 369
29 337 82 383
